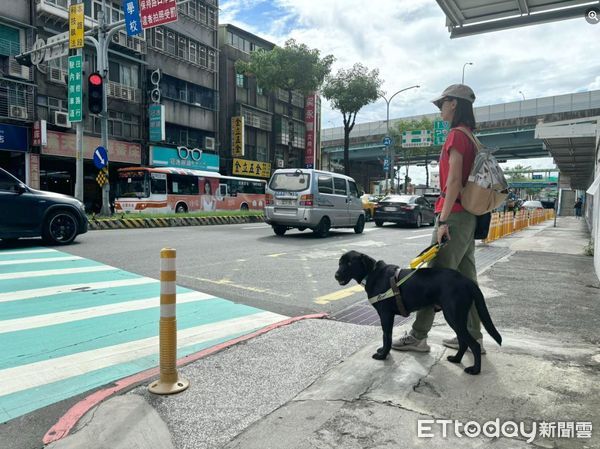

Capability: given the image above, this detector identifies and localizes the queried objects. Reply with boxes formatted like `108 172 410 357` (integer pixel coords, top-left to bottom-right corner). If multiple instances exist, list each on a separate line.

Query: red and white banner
140 0 178 29
304 92 318 169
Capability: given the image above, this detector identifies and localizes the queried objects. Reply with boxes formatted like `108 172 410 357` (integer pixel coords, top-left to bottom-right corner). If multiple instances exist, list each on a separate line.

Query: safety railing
483 208 555 243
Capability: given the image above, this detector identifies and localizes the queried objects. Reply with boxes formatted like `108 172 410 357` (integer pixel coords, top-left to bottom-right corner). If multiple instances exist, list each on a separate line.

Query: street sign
69 3 85 49
402 130 432 148
232 116 245 157
96 167 109 187
46 32 70 62
383 158 390 171
383 136 393 146
31 39 46 66
93 146 108 170
434 120 450 146
149 104 165 141
67 55 83 122
140 0 178 29
123 0 143 36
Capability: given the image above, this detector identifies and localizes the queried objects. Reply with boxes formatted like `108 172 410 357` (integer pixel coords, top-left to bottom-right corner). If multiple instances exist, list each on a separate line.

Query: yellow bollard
149 248 190 395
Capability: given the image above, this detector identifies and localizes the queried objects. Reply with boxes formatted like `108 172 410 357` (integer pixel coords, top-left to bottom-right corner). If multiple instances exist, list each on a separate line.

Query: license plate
277 199 294 206
384 207 397 212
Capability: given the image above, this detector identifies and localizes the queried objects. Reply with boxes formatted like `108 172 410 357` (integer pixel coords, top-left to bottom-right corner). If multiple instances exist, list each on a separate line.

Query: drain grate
333 300 411 327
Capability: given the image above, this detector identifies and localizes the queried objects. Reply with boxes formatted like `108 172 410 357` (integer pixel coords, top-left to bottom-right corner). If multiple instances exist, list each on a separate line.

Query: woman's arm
437 148 463 243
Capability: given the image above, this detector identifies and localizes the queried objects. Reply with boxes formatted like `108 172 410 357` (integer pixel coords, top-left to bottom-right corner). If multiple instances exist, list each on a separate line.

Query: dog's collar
360 275 368 287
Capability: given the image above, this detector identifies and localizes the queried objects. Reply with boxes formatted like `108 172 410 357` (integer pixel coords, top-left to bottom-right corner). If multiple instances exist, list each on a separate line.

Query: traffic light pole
74 46 84 202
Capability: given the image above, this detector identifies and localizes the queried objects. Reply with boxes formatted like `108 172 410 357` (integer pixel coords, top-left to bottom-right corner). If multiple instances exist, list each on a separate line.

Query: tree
236 39 334 167
321 63 383 176
389 117 434 193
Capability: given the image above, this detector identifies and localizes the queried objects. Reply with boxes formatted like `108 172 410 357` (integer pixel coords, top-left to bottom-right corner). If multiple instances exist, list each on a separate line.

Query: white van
264 168 365 237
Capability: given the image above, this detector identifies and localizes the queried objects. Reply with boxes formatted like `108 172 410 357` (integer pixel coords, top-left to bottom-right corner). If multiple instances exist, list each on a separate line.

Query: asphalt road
55 221 436 317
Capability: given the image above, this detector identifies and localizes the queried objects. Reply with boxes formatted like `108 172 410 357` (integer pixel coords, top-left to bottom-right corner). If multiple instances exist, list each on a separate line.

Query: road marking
0 291 215 334
0 249 55 256
0 311 285 397
314 285 364 304
0 265 118 281
266 253 287 258
0 256 83 266
404 233 432 240
241 225 270 230
0 277 158 303
179 274 292 298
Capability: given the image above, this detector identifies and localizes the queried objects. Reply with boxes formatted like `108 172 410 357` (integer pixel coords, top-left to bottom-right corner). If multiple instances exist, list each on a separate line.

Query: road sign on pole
402 130 432 148
68 55 83 122
93 146 109 170
434 120 450 146
123 0 143 36
69 3 85 49
383 136 393 147
140 0 178 29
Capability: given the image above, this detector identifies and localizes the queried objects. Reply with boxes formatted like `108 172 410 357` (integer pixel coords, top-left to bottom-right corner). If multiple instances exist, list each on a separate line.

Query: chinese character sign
69 3 84 49
232 116 245 157
305 92 318 168
123 0 143 36
232 158 271 178
148 104 165 141
68 55 83 122
139 0 178 30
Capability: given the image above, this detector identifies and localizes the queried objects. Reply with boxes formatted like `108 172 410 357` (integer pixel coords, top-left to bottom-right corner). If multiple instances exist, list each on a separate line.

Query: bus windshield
117 170 150 198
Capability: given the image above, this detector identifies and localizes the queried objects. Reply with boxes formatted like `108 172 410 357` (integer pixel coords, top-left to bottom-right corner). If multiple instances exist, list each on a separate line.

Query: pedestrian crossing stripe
0 247 287 423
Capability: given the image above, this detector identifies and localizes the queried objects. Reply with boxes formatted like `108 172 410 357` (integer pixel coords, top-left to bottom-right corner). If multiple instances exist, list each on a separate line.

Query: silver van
264 168 365 237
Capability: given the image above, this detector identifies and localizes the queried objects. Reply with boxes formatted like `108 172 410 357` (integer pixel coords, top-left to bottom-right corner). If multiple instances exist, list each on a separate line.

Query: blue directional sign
383 158 390 171
93 146 108 169
122 0 142 36
383 136 393 146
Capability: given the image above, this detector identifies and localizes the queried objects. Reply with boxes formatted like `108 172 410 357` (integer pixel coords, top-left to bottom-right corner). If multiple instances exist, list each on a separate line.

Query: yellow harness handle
409 239 448 269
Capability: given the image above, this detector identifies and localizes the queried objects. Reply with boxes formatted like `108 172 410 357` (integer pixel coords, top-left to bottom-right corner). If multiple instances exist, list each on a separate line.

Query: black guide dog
335 250 502 375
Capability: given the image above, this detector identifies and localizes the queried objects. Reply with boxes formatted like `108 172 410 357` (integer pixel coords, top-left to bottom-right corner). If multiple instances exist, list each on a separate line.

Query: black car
374 194 435 228
0 167 88 244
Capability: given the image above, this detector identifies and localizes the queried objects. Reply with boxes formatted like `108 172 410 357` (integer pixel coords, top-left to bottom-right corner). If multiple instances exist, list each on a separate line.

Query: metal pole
98 1 111 216
554 172 560 227
74 46 84 201
384 99 390 194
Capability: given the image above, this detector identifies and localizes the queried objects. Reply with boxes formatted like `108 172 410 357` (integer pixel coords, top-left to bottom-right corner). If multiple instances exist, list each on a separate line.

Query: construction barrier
149 248 190 395
483 208 555 243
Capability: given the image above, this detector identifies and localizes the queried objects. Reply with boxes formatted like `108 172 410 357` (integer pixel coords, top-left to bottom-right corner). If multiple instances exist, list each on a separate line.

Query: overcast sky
220 0 600 182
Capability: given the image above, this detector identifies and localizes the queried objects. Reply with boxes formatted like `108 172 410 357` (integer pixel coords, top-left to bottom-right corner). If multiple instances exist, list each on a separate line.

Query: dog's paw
464 366 481 375
372 352 387 360
447 354 462 364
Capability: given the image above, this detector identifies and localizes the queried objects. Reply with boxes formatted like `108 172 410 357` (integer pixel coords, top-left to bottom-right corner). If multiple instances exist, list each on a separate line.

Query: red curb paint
42 313 328 445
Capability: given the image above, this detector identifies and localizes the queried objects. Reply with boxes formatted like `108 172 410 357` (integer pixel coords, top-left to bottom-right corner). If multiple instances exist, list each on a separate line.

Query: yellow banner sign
231 116 244 157
69 3 85 49
233 158 271 178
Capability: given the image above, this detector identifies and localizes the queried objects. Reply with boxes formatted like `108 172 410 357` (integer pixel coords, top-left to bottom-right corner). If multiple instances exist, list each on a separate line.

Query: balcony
0 78 35 122
107 81 141 103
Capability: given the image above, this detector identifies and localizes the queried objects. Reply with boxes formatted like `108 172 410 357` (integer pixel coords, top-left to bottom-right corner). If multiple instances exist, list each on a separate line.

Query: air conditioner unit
9 105 27 119
9 58 30 80
205 136 215 151
54 111 71 128
49 67 65 84
121 88 131 101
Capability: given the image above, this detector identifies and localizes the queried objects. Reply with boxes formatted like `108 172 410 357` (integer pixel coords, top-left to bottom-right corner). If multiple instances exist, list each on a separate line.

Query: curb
42 313 329 445
88 214 265 230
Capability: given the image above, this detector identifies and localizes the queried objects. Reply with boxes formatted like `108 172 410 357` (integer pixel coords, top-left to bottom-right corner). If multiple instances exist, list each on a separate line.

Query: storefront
0 123 29 181
40 130 142 212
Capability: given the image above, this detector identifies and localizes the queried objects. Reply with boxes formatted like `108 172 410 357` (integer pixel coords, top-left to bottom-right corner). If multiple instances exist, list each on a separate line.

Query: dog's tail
472 283 502 346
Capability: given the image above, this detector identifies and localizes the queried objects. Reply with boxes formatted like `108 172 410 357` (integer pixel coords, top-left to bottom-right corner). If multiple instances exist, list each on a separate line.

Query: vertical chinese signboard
139 0 178 29
68 55 83 122
304 92 318 169
69 3 84 49
148 104 165 142
123 0 143 36
232 116 244 157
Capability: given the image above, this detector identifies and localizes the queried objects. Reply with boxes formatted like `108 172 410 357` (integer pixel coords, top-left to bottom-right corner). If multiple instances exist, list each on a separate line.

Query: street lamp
462 62 473 84
379 85 420 193
519 90 525 100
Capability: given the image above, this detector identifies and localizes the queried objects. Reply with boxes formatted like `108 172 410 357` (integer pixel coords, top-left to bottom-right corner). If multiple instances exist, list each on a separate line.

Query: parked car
361 194 383 221
374 194 435 228
0 167 88 244
264 168 365 237
521 200 544 210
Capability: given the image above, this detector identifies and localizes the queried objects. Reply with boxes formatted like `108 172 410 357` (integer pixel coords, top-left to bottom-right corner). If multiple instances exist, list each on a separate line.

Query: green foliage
505 164 532 182
235 39 334 94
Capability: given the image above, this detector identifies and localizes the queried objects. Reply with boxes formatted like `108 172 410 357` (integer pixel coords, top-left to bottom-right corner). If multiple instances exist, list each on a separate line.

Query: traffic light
87 72 104 114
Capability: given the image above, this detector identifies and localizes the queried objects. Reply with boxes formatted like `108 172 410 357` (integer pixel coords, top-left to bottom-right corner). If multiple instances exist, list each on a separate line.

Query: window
189 42 197 64
151 175 167 195
168 174 199 195
333 177 347 195
318 175 333 194
236 73 245 88
0 24 20 57
349 181 359 198
208 50 216 71
199 46 207 67
208 8 216 28
198 4 207 25
0 169 18 192
178 36 188 59
154 28 164 50
257 86 263 95
188 0 197 19
166 31 176 55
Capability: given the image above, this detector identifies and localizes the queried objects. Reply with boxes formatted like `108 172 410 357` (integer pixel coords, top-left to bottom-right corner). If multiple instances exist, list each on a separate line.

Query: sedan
521 200 544 210
0 167 88 244
374 194 435 228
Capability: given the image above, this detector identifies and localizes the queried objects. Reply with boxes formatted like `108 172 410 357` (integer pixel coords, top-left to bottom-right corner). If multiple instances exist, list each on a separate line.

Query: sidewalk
47 217 600 449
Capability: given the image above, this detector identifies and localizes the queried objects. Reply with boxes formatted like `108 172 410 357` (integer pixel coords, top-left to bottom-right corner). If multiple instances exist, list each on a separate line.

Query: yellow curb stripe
314 285 364 305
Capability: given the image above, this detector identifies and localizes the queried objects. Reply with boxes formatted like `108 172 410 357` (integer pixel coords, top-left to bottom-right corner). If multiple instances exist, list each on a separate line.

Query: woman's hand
437 223 450 245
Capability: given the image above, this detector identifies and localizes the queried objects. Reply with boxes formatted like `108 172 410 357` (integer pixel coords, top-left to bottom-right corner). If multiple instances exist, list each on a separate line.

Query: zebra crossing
0 247 287 423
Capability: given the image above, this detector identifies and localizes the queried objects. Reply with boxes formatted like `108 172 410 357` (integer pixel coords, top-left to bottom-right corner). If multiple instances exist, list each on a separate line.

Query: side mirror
16 183 27 194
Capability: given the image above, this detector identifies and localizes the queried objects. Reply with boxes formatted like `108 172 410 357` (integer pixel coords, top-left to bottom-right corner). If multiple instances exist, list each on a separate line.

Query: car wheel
43 210 78 245
314 217 330 238
354 215 365 234
375 220 384 227
273 225 287 236
175 203 187 213
414 214 422 228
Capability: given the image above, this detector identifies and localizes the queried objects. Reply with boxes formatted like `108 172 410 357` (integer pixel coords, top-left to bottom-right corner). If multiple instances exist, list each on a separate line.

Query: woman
392 84 484 354
202 179 216 211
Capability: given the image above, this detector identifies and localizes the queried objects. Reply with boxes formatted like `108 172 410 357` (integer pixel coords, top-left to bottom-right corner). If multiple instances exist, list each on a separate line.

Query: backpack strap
454 126 482 152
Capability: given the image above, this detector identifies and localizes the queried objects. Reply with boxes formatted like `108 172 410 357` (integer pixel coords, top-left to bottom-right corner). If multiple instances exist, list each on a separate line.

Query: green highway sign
402 130 432 148
68 55 83 122
434 120 450 145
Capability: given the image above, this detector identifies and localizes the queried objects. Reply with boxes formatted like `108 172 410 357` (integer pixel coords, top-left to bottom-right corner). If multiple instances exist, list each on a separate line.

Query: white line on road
0 249 56 256
241 225 270 230
404 233 433 240
0 291 215 334
0 256 83 266
0 277 158 303
0 311 286 397
0 265 118 281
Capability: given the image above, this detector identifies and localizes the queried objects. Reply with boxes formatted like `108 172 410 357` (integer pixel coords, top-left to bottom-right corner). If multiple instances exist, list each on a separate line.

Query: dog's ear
360 254 376 273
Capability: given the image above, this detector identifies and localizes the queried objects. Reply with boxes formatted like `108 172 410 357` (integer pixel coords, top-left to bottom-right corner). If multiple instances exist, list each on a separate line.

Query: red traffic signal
89 73 102 86
88 72 104 114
